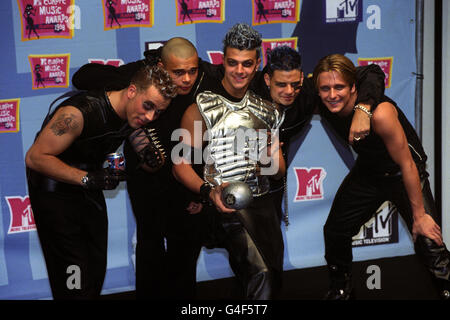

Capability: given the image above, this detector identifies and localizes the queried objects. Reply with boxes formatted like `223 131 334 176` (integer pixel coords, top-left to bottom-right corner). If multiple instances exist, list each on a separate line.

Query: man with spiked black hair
173 23 286 299
222 22 263 55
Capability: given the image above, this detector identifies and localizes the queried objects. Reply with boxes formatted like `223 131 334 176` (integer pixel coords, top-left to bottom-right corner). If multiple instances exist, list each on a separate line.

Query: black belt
27 169 83 193
26 162 100 193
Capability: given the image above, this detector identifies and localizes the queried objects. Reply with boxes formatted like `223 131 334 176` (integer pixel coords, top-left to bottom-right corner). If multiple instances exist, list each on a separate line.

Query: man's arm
172 103 206 192
72 60 146 91
259 130 286 180
355 64 386 109
127 127 167 173
198 58 224 81
274 140 286 180
172 103 235 213
372 102 443 246
25 106 87 185
348 64 386 144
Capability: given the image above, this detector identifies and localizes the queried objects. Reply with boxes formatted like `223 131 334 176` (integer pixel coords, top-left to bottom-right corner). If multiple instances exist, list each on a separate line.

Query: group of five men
26 23 449 300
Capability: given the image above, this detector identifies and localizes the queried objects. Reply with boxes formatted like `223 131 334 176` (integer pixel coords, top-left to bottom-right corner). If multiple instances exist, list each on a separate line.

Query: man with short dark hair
250 46 386 223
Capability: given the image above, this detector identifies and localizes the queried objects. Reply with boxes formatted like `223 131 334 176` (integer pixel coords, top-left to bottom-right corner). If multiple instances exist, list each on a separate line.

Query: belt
27 170 83 193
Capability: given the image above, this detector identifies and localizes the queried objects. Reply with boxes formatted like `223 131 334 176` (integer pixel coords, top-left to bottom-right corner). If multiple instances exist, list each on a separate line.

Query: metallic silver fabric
197 90 284 196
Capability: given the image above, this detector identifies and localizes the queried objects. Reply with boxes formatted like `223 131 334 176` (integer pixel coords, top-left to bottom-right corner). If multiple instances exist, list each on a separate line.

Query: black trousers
29 187 108 299
165 219 204 299
206 194 284 300
128 178 204 299
128 182 167 299
324 166 450 286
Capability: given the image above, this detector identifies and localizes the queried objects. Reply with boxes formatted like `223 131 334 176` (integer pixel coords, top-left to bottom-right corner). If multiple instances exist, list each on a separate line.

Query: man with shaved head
72 37 218 299
159 37 200 96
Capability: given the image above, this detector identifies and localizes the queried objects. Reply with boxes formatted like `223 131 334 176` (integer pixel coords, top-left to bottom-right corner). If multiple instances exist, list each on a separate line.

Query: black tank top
320 95 427 176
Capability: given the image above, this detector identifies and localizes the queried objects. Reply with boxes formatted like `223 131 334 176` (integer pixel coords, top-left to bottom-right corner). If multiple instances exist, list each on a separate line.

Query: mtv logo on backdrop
207 51 224 65
352 201 399 247
294 167 327 201
5 196 36 234
145 41 167 52
325 0 363 23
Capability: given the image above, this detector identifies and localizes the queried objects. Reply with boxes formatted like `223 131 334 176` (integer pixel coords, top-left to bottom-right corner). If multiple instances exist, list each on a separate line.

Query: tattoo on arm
50 113 79 136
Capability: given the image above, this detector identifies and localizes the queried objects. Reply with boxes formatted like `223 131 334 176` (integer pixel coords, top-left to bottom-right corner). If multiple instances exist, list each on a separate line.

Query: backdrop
0 0 417 299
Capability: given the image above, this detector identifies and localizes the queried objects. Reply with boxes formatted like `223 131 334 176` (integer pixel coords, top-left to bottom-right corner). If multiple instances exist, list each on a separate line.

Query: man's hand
209 183 236 214
186 201 203 214
349 105 371 145
84 168 127 190
129 127 166 171
412 214 443 246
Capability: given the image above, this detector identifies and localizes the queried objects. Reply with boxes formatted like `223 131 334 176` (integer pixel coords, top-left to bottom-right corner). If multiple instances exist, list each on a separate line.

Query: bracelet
81 174 90 189
199 182 212 204
354 104 372 118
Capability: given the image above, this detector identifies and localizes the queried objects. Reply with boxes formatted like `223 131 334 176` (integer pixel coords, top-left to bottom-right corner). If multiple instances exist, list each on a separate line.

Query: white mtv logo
22 205 33 227
353 201 394 240
326 0 359 19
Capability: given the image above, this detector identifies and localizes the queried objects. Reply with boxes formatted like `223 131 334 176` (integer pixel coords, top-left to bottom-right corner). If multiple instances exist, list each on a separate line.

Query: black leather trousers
324 165 450 292
208 194 284 300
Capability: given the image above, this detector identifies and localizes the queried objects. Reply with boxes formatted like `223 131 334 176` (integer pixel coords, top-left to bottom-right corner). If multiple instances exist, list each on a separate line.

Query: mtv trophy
221 181 253 210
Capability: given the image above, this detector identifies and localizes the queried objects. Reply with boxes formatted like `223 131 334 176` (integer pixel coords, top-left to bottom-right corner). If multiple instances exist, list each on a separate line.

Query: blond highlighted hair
312 54 356 90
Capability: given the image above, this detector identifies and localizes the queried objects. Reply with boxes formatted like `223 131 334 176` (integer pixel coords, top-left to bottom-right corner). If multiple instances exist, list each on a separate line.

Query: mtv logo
207 51 224 65
5 196 36 234
145 41 167 52
352 201 398 247
88 59 124 67
326 0 362 23
294 167 327 201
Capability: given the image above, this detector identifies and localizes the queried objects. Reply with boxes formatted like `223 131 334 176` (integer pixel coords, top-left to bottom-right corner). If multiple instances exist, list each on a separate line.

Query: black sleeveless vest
320 95 427 176
27 91 132 192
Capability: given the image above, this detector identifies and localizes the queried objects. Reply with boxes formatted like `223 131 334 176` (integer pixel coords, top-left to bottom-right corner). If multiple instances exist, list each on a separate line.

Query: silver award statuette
221 181 253 210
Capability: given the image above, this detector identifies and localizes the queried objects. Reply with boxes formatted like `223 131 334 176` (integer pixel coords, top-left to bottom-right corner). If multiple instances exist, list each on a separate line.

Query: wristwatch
81 174 89 188
199 182 212 204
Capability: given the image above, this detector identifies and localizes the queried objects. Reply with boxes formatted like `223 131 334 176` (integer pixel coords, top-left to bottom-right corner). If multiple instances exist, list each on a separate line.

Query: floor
101 254 442 300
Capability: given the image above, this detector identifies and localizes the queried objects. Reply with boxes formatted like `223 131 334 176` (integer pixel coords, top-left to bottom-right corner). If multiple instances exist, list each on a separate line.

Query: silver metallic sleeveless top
197 90 284 197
